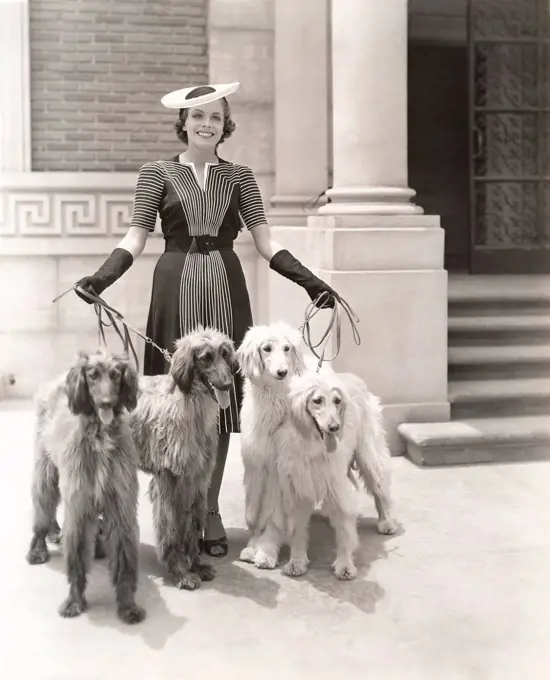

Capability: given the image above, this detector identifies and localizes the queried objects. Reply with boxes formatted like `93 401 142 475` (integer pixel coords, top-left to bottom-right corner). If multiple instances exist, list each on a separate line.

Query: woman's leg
203 433 231 556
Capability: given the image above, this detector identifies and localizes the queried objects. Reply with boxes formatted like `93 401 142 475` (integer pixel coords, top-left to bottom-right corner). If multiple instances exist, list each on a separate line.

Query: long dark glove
269 249 340 309
75 247 133 304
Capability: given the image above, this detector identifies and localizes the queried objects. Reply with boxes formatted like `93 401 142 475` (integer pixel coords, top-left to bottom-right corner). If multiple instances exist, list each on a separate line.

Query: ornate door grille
469 0 550 272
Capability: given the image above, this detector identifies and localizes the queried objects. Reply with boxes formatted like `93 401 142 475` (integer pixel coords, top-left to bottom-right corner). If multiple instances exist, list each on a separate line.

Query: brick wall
30 0 209 171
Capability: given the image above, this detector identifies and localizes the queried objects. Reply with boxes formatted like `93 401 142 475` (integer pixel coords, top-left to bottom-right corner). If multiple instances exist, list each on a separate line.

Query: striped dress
131 155 267 434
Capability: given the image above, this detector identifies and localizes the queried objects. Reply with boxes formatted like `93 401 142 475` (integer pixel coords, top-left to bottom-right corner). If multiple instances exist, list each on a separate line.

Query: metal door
469 0 550 272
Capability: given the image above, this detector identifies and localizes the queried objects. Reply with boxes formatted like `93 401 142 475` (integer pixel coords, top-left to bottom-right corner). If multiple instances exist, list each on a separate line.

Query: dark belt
165 234 234 254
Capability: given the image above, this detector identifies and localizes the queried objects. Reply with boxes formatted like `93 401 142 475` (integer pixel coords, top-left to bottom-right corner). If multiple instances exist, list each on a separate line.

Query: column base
318 186 424 215
297 213 449 451
269 193 327 226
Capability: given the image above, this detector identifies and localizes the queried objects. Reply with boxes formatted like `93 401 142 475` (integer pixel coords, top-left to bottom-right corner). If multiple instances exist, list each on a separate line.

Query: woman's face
184 101 225 149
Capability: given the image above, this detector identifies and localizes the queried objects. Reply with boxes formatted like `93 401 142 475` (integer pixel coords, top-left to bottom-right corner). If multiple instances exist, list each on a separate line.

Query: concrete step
449 377 550 418
448 315 550 345
398 415 550 466
448 345 550 380
449 301 550 317
448 274 550 303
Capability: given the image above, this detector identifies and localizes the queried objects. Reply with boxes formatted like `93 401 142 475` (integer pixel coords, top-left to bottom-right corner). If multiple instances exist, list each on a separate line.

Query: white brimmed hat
161 82 240 109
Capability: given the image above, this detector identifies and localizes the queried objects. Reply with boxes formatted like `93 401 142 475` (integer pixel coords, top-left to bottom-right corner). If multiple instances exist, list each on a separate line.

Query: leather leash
52 285 173 371
299 291 361 372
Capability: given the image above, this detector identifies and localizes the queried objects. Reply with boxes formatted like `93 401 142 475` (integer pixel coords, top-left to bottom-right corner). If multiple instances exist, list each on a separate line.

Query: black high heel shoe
200 510 228 557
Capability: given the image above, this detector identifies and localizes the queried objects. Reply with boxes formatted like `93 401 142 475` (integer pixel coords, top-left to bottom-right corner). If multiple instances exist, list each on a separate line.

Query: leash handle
300 291 361 369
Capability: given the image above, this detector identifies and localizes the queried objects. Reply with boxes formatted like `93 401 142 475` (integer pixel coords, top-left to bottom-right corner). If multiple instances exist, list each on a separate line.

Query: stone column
307 0 450 454
0 0 31 173
320 0 419 214
269 0 330 221
266 0 331 327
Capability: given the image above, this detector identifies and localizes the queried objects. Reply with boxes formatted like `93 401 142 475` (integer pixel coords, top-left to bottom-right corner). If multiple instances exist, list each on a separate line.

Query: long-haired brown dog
129 326 237 591
26 349 145 624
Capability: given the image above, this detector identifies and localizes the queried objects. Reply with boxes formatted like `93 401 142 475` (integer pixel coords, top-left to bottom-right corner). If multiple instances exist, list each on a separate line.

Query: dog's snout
276 368 288 379
328 423 340 433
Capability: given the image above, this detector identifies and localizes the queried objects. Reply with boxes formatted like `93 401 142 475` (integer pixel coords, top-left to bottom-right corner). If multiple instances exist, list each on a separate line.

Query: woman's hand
249 224 340 309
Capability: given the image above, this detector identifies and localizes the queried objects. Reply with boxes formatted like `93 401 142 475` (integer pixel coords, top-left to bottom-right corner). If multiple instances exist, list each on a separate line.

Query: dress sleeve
237 164 268 230
129 161 165 232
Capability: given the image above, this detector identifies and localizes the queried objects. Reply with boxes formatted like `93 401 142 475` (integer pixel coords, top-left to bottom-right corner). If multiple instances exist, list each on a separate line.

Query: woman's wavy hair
175 85 236 147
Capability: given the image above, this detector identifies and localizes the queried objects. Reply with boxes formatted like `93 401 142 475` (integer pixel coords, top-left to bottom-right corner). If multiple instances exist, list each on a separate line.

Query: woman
74 81 338 557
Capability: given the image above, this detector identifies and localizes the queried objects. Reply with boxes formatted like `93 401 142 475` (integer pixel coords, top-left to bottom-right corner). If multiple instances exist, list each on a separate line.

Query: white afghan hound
240 361 398 580
236 322 308 560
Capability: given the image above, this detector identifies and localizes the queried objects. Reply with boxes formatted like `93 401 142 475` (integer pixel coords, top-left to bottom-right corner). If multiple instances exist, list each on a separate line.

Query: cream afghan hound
129 326 237 591
240 363 398 580
237 322 308 561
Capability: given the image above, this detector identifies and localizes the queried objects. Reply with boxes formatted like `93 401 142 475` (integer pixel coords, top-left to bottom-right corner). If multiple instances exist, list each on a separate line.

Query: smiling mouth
197 132 214 138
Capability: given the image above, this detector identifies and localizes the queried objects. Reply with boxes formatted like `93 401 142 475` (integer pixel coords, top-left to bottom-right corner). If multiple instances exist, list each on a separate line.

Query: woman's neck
179 146 218 165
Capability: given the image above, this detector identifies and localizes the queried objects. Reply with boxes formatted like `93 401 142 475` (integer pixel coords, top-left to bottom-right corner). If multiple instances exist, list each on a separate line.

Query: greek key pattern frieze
0 191 161 236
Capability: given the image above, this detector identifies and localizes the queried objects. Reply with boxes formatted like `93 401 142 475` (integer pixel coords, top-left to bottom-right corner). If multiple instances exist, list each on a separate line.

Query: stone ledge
1 172 138 190
398 416 550 466
382 400 450 456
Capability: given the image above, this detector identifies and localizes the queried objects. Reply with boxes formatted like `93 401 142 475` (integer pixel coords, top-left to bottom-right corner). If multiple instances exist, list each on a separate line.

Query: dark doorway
467 0 550 274
408 41 470 271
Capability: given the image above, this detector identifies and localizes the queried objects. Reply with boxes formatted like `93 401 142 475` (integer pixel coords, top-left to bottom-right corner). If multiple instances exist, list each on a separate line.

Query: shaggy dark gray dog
130 326 236 590
26 349 145 624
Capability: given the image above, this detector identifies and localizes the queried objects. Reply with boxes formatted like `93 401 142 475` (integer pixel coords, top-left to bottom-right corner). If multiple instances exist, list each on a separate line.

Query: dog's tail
352 391 392 502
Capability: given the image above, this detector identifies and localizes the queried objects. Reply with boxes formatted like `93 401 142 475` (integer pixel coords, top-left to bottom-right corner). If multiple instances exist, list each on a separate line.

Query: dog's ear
280 326 306 376
66 354 93 415
289 382 314 439
118 360 139 412
221 339 238 373
333 387 347 425
289 342 307 376
236 329 263 379
171 336 195 393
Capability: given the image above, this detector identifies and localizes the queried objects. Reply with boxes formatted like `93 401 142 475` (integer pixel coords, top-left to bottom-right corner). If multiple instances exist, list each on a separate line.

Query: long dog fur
26 349 145 623
238 324 397 579
237 322 307 555
129 326 237 590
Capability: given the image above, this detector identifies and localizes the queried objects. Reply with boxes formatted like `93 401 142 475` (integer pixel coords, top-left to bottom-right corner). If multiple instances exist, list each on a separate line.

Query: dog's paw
283 559 309 577
193 561 216 582
253 550 277 570
118 603 146 625
27 546 50 565
377 518 398 535
333 561 357 581
58 596 87 618
238 546 257 563
48 528 62 544
175 572 202 591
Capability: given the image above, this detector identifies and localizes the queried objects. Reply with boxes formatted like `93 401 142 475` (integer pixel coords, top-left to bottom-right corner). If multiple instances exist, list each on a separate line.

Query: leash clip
53 285 173 371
